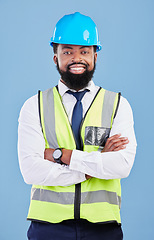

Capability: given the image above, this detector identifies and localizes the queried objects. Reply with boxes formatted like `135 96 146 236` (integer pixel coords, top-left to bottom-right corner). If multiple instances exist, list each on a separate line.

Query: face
53 44 97 90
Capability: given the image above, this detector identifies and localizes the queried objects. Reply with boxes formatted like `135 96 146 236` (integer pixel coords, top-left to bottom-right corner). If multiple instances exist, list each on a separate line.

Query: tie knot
67 89 88 101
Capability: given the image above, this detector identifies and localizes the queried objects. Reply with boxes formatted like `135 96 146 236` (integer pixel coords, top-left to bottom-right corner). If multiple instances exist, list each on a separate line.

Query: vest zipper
55 88 82 219
74 183 81 219
60 106 81 219
74 87 102 219
55 87 101 220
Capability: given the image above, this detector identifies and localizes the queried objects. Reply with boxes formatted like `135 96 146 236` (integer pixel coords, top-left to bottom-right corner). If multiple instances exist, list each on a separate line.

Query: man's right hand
102 134 129 152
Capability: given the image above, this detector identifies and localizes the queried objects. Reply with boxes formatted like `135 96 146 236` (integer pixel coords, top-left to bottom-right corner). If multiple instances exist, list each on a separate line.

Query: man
18 12 137 240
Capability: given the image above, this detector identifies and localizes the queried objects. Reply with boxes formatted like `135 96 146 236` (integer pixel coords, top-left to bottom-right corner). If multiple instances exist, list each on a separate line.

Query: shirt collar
58 79 96 97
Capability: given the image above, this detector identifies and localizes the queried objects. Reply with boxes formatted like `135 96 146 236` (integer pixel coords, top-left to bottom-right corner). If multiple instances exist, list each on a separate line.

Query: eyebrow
62 46 73 50
80 46 91 49
62 45 91 50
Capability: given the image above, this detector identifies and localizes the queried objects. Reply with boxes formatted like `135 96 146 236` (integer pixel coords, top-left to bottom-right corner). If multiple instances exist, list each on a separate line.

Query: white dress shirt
18 80 137 186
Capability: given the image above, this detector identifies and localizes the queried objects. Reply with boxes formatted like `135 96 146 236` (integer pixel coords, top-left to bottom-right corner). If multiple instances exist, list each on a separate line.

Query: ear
94 52 97 63
53 55 58 65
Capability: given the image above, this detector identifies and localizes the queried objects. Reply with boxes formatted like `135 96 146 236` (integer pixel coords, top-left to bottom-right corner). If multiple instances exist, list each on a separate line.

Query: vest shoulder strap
99 88 121 128
38 87 59 148
114 92 121 119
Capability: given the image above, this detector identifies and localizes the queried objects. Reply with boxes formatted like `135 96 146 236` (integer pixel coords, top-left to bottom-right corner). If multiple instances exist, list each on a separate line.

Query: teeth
70 67 84 70
69 66 85 74
73 68 83 70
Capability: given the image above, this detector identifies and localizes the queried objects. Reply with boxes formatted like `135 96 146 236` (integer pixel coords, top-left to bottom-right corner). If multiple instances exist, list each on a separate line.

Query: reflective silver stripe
81 190 121 208
118 196 121 209
42 88 59 148
31 188 121 208
31 188 75 205
101 90 117 128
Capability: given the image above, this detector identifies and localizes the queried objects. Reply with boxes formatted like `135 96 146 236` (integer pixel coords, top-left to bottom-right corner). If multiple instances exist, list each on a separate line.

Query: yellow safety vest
27 86 121 224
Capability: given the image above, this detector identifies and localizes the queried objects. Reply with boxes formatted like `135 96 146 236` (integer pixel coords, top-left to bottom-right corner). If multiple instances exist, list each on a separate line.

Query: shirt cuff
70 149 93 175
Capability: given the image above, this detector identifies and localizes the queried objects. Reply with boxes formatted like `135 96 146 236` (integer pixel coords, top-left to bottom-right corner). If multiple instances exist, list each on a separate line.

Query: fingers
108 137 129 151
85 174 92 179
102 134 129 152
106 134 121 141
113 145 127 151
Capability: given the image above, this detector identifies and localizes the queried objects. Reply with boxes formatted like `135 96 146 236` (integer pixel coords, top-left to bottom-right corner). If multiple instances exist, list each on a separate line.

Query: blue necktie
67 90 88 149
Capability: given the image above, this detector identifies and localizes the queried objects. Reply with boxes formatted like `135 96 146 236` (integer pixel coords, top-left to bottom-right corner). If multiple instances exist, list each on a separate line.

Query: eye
81 50 89 54
63 51 71 55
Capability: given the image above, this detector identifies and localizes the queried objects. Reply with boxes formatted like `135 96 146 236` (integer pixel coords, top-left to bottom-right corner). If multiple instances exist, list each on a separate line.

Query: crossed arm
44 134 129 179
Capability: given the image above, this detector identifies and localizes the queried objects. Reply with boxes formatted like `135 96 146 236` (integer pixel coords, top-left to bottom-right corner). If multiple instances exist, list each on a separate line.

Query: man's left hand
44 148 55 162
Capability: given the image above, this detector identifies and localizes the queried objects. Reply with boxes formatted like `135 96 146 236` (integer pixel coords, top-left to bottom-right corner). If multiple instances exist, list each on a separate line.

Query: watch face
53 149 62 159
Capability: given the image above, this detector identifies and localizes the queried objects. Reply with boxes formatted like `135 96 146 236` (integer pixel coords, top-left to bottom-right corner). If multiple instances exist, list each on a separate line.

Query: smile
68 64 86 74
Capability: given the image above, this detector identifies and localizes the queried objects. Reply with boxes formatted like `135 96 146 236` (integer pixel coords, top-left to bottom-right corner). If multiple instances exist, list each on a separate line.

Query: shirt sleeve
18 95 86 186
69 96 137 179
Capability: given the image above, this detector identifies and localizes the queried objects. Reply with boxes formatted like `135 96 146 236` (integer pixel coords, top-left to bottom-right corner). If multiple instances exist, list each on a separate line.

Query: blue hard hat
50 12 102 52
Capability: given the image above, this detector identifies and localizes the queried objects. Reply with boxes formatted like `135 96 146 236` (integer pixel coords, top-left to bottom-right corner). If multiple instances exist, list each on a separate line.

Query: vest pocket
84 126 110 147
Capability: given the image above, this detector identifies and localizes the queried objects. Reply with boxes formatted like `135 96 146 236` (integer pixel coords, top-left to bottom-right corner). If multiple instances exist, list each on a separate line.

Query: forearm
70 146 136 179
18 135 86 186
19 152 86 186
18 96 86 187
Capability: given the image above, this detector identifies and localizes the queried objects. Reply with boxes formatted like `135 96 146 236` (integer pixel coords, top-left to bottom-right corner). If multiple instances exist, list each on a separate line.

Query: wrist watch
52 148 63 164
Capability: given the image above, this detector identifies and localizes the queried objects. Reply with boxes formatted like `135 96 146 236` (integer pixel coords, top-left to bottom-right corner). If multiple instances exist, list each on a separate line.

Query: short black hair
52 43 97 54
52 43 58 54
93 46 97 53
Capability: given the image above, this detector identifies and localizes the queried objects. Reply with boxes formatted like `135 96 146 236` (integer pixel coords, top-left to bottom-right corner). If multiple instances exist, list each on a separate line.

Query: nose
71 50 82 62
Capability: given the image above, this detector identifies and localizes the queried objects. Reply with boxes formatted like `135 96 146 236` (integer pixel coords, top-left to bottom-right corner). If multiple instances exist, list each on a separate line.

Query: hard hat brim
50 39 102 52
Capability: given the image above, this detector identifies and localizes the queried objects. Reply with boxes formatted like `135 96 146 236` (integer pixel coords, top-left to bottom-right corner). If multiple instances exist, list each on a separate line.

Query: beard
56 60 96 90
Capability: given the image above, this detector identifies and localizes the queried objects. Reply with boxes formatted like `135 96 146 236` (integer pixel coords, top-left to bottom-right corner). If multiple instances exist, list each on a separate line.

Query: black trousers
27 219 123 240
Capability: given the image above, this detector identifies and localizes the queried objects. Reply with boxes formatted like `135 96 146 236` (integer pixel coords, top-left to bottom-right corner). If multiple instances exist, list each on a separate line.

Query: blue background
1 0 153 239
